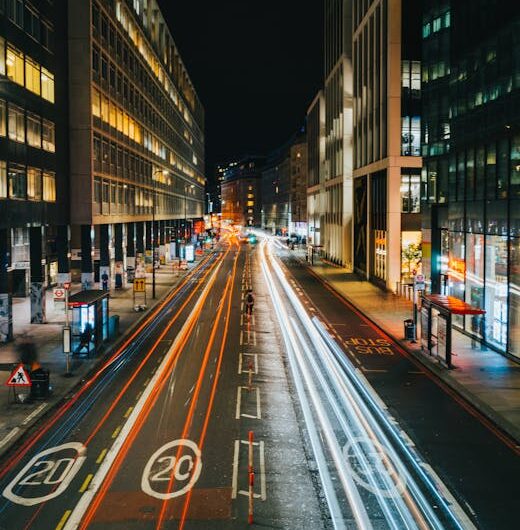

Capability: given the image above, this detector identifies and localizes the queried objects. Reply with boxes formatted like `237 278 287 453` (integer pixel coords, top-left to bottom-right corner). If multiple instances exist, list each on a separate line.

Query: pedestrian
101 271 109 291
245 289 255 318
76 323 93 354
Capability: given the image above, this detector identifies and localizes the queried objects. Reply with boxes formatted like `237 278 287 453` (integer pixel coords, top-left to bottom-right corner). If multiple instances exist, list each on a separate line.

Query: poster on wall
185 244 194 263
437 314 447 363
420 306 429 351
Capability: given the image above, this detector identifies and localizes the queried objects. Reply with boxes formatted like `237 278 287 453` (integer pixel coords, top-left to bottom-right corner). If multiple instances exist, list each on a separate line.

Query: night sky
157 0 324 179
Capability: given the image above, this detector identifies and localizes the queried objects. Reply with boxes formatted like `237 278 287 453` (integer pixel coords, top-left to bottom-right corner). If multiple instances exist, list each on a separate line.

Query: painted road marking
238 353 258 374
231 440 240 499
240 329 257 346
111 426 122 439
78 473 93 493
236 440 266 501
55 510 72 530
0 427 20 451
235 387 261 420
124 407 134 418
3 442 87 506
63 259 223 530
22 403 47 426
95 449 107 464
141 439 202 500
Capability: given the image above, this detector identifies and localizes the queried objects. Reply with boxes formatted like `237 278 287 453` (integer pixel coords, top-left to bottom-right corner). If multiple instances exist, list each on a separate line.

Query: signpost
63 282 72 376
412 274 426 340
133 277 147 311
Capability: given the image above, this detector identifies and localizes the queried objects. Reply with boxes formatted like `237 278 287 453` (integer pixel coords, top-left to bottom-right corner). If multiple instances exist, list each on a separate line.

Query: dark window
101 15 108 40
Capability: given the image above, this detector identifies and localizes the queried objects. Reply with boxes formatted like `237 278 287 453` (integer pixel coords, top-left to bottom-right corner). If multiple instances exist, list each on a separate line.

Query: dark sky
157 0 324 179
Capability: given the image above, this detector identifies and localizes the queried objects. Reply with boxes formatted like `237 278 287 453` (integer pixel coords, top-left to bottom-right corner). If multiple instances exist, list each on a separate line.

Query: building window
401 116 421 156
401 173 421 213
25 57 41 95
8 164 26 199
43 171 56 202
8 104 25 143
0 38 5 75
0 99 6 137
509 237 520 359
0 161 6 198
25 6 41 42
92 88 101 117
42 119 55 152
27 167 42 201
6 45 24 86
41 67 55 103
374 230 387 280
27 112 42 148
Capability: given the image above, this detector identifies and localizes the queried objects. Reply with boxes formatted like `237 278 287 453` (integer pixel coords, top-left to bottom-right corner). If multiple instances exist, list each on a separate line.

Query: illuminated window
8 104 25 143
109 102 116 128
116 108 123 131
43 171 56 202
25 57 40 95
41 67 55 103
27 167 42 200
0 38 5 75
6 45 24 86
8 164 26 199
101 96 109 122
42 119 55 152
247 201 254 207
27 113 42 148
0 99 5 137
0 161 6 198
92 88 101 117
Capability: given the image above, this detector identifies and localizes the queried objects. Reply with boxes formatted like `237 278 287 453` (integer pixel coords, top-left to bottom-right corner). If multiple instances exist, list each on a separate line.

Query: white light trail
260 237 476 530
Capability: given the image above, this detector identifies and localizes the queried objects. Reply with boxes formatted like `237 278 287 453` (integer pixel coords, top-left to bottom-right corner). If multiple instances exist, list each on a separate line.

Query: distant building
352 0 422 291
306 0 353 267
421 1 520 359
262 132 307 236
220 156 264 227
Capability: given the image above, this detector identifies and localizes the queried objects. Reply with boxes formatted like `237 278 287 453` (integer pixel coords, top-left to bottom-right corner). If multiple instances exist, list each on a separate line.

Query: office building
262 131 307 236
220 156 263 227
352 0 422 290
69 0 205 287
421 1 520 358
0 0 68 336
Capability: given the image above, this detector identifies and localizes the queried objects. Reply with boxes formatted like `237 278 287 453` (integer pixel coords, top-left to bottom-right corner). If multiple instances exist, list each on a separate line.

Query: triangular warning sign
6 364 32 387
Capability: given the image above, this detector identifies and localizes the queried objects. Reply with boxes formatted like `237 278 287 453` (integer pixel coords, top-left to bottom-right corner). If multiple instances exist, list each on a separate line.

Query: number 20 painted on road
3 442 87 506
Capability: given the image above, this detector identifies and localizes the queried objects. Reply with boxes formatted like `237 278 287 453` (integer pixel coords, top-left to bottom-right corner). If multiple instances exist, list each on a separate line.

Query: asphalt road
0 235 325 530
275 245 520 530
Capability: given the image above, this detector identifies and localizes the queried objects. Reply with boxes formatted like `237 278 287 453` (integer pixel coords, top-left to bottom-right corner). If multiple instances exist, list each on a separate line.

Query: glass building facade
422 0 520 359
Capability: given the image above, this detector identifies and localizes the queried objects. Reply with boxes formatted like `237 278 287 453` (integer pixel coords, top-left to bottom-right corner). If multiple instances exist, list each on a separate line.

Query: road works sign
6 364 32 387
133 278 146 293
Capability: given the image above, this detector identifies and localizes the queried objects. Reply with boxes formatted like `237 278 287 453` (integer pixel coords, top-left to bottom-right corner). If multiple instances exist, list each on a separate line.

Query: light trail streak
260 238 475 530
0 253 215 484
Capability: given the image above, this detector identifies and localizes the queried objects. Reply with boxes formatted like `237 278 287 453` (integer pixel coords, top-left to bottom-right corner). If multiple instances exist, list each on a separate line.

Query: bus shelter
68 290 109 356
420 294 485 368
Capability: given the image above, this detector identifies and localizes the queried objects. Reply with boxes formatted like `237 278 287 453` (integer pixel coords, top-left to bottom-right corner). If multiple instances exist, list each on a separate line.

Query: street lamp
184 183 195 243
152 169 168 299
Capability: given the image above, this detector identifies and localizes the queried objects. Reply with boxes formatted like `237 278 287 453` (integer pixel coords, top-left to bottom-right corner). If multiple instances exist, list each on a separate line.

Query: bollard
248 430 254 524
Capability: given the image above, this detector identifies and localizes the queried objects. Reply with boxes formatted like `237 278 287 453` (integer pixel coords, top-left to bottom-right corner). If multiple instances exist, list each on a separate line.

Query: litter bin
30 369 50 400
404 319 416 341
108 314 120 339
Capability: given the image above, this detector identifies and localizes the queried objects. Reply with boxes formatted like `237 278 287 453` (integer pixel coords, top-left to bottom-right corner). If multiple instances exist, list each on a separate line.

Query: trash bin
404 319 416 341
108 314 120 339
30 369 50 400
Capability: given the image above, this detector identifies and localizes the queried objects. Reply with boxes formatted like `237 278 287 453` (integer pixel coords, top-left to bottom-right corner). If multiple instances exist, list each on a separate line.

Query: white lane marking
259 441 266 501
238 353 258 375
64 258 223 530
231 440 239 499
235 387 261 420
0 427 20 451
3 442 87 506
22 403 47 426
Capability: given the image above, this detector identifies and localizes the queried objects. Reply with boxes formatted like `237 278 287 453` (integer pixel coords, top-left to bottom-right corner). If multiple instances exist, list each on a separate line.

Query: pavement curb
0 268 191 461
301 261 520 448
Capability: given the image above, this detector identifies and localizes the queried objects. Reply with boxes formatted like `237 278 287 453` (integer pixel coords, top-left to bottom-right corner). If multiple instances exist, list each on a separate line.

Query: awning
423 294 485 315
68 290 109 307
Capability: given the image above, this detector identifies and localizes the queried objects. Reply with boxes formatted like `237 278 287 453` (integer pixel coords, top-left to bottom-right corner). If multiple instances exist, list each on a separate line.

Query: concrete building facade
352 0 422 291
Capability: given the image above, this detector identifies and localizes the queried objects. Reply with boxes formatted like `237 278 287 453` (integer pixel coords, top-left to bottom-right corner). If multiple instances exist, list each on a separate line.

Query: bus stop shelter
420 294 485 368
68 290 109 356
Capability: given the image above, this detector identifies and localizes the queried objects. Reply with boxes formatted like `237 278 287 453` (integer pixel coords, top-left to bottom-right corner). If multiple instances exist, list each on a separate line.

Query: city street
0 233 519 529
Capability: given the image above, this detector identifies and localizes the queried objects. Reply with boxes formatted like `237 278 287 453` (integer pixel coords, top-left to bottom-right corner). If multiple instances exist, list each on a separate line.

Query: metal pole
152 172 156 299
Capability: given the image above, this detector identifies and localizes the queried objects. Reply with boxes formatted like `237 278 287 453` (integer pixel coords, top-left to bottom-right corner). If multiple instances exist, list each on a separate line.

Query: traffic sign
63 282 71 290
134 278 146 293
6 364 32 387
413 274 426 291
53 288 65 302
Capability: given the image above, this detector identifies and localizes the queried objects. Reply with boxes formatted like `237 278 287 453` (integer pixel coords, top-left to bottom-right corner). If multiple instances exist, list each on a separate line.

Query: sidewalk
0 261 196 457
289 245 520 444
